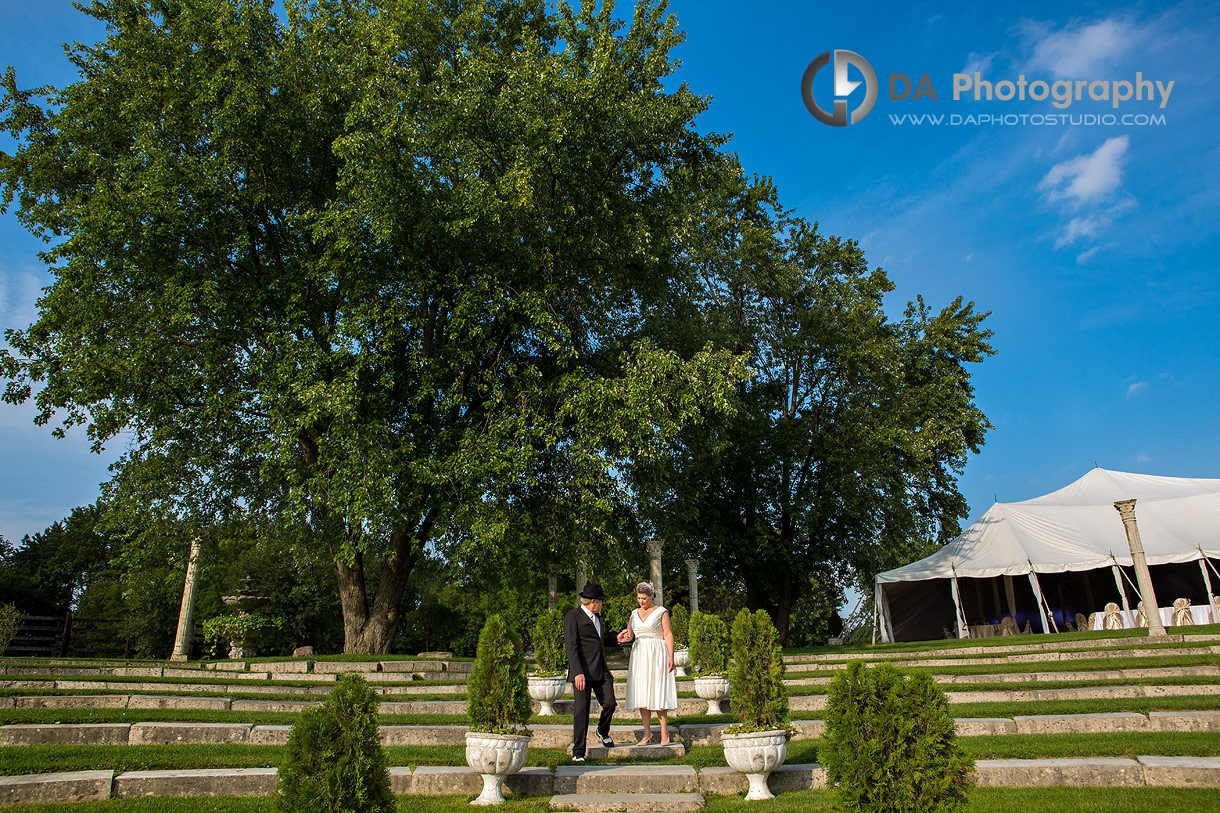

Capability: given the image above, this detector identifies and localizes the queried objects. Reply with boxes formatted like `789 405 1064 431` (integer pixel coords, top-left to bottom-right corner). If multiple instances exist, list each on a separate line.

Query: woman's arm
661 609 675 672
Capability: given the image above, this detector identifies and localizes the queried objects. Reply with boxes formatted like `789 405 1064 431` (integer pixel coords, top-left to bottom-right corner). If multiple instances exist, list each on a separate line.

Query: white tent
875 469 1220 642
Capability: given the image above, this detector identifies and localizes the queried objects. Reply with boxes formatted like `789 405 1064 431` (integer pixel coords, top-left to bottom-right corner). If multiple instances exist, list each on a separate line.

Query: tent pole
873 578 883 644
1028 570 1056 633
991 578 1003 622
950 572 969 639
1111 559 1132 617
1199 551 1216 624
876 582 896 644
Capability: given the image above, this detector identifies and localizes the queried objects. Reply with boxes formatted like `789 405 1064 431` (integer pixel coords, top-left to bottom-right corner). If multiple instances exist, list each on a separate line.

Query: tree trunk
774 569 796 647
333 527 426 654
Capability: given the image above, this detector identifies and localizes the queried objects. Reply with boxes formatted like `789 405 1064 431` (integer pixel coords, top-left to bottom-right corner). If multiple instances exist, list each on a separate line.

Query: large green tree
634 170 994 643
1 0 745 652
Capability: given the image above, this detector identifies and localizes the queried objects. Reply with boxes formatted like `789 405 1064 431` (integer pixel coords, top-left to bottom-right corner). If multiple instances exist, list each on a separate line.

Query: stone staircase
3 629 1220 808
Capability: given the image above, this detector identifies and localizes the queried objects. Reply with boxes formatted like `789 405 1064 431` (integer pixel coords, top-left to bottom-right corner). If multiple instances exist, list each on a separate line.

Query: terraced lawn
4 730 1220 776
6 787 1220 813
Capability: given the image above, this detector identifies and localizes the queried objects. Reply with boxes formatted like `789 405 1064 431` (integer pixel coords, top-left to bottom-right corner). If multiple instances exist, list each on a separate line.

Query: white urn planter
673 647 690 677
722 729 788 801
527 674 567 716
693 674 731 714
464 731 530 805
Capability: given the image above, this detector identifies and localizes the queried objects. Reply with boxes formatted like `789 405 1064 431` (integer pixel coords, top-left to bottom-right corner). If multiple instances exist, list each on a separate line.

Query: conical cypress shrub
726 608 789 732
467 613 532 733
276 672 394 813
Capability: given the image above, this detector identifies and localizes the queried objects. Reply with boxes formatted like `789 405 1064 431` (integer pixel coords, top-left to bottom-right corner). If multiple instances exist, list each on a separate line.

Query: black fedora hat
579 582 607 601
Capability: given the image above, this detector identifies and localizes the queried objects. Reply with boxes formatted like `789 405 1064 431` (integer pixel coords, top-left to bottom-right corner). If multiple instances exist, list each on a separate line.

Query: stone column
647 539 664 608
575 547 587 607
1114 499 1167 637
547 564 558 611
685 558 700 613
170 536 204 661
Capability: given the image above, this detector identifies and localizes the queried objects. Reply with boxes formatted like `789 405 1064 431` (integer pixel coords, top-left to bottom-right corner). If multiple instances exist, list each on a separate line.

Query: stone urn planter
693 674 731 714
465 731 530 805
722 729 788 801
527 674 567 716
673 647 690 677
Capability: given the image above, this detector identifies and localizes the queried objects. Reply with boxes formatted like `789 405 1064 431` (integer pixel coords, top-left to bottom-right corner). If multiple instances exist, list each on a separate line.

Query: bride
617 580 678 745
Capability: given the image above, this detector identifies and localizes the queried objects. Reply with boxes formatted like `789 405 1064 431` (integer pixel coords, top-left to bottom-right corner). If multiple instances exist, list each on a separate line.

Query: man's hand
575 674 586 691
617 628 633 644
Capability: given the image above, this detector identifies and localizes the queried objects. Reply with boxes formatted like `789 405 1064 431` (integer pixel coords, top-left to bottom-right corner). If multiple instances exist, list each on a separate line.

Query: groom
564 582 619 761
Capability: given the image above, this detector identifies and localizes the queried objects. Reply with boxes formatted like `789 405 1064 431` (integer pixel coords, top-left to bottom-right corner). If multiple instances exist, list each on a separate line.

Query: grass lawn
4 690 1220 726
786 652 1220 678
6 787 1220 813
4 731 1220 776
782 624 1220 658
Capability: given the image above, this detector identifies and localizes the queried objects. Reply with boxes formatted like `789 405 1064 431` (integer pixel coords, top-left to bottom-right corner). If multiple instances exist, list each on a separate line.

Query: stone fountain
220 576 272 659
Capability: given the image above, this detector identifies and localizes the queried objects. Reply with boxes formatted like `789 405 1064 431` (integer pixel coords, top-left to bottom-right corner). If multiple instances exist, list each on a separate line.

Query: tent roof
877 468 1220 583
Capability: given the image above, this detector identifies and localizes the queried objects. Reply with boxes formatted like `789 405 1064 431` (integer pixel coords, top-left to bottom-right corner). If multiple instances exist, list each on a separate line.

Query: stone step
553 765 698 795
7 663 1219 694
2 757 1219 805
0 659 475 678
782 633 1220 664
0 771 113 806
113 767 278 798
549 793 705 812
581 743 686 760
5 710 1220 748
8 677 1218 717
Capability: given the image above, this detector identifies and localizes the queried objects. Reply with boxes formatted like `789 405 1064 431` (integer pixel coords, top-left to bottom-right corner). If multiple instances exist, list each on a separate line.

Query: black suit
564 605 619 757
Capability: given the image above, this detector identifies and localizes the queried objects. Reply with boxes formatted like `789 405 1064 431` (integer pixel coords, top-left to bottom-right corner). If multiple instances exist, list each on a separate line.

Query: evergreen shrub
601 594 636 639
820 661 974 812
725 608 790 734
688 610 729 675
276 672 394 813
467 613 532 734
670 604 689 648
0 603 21 655
531 608 566 675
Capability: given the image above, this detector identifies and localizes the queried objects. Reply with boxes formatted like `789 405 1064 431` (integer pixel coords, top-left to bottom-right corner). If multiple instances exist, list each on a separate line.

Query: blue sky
2 1 1218 551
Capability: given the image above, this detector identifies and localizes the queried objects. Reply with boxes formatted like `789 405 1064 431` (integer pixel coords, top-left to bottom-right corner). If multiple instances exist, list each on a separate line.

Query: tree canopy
1 0 747 652
2 0 993 652
629 170 994 643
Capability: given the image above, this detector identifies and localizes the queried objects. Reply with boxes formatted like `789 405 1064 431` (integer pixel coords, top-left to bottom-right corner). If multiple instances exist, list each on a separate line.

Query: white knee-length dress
625 606 678 711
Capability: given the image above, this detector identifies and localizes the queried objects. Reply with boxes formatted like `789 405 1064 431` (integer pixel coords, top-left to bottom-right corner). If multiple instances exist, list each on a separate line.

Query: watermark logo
801 49 1173 128
801 50 878 126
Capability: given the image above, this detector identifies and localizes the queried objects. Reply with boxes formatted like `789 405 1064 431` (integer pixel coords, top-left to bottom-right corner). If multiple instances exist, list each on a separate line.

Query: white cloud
1134 452 1153 464
1027 18 1145 77
1040 136 1130 206
1041 137 1137 249
1126 381 1148 398
1075 245 1103 264
960 51 994 77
